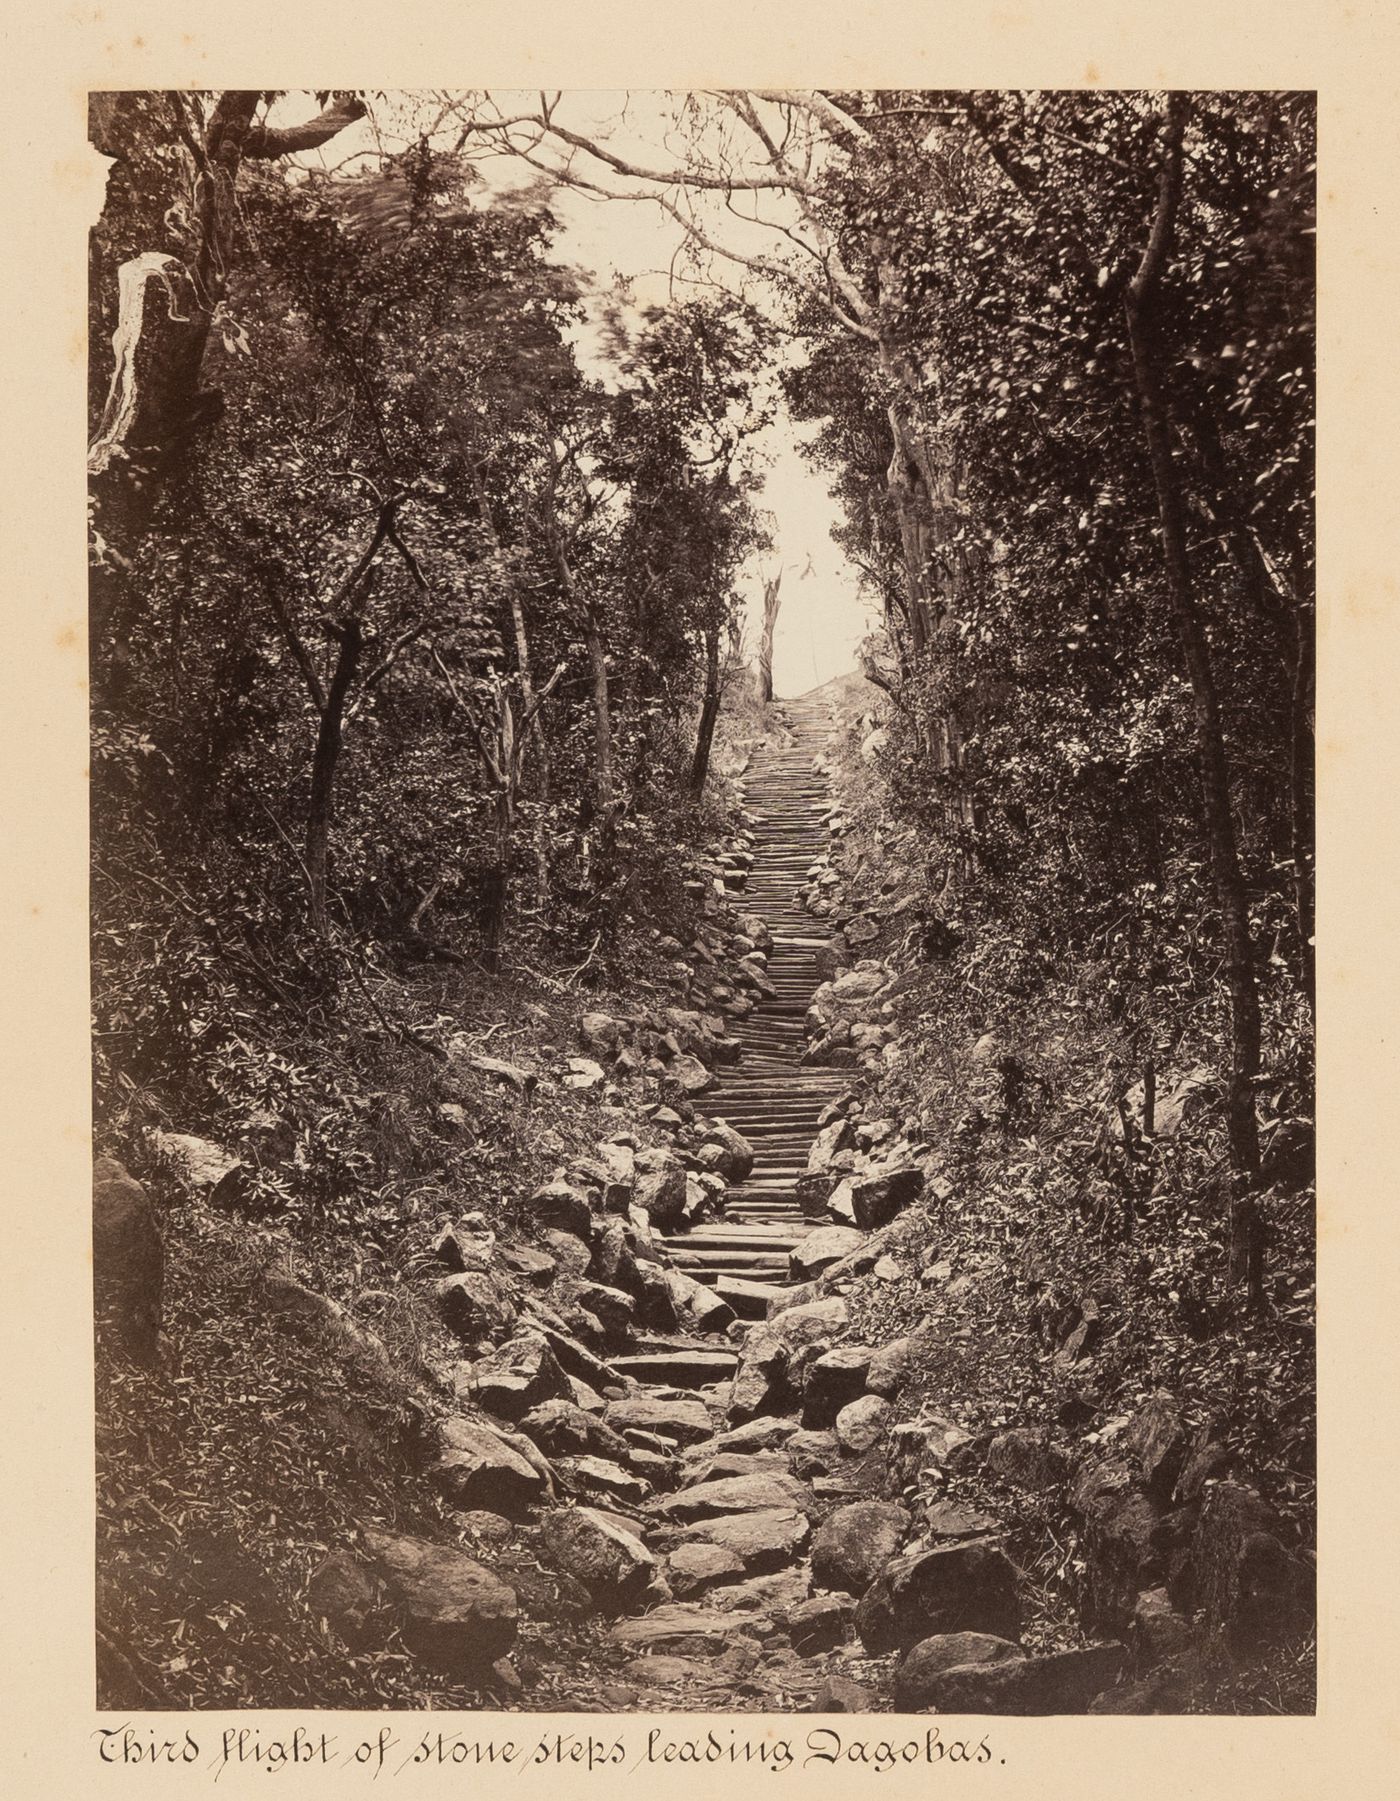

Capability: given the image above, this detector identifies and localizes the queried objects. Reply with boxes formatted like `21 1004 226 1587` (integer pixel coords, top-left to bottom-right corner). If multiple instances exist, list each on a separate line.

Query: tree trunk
758 571 782 703
1124 96 1262 1187
584 603 616 821
481 788 512 973
88 92 365 633
305 618 364 935
690 623 722 799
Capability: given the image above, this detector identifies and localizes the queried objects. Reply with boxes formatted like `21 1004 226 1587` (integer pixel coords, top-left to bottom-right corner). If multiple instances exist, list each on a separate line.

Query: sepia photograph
86 84 1317 1719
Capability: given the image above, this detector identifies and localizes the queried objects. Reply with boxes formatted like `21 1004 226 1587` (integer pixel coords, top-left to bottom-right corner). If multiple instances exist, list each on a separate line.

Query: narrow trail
660 698 847 1317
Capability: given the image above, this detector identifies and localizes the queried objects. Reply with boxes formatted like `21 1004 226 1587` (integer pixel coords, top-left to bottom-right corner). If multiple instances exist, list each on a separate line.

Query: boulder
849 1166 924 1229
635 1165 689 1230
605 1394 716 1447
631 1260 683 1333
1192 1480 1311 1649
806 1119 853 1175
432 1221 497 1272
789 1225 865 1281
896 1641 1126 1715
563 1057 607 1089
801 1345 874 1426
437 1271 516 1342
891 1632 1022 1709
668 1054 717 1096
666 1541 747 1597
727 1297 849 1421
786 1428 840 1479
552 1506 658 1608
566 1456 654 1506
433 1418 554 1515
574 1280 636 1347
455 1331 569 1420
855 1541 1021 1653
865 1334 919 1398
808 1675 875 1712
519 1398 631 1461
924 1501 1002 1541
785 1594 853 1653
707 1417 799 1455
528 1181 594 1239
985 1427 1072 1492
608 1604 766 1659
835 1394 891 1454
580 1012 625 1051
360 1528 517 1669
811 1501 911 1597
677 1508 811 1573
498 1244 557 1287
656 1472 814 1523
696 1119 756 1182
92 1157 163 1364
664 1267 738 1335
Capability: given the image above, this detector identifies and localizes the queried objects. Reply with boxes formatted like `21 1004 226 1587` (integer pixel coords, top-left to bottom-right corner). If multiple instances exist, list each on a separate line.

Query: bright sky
302 89 876 695
493 92 875 695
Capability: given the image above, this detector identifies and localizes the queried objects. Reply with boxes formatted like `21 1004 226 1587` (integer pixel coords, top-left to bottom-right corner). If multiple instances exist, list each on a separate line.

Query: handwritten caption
95 1723 1004 1778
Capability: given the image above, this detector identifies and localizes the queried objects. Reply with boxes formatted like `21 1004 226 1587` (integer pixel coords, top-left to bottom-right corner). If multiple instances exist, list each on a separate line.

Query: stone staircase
660 699 844 1316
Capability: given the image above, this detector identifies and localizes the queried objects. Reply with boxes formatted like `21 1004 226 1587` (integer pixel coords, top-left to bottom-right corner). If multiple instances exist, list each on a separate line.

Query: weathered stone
580 1012 625 1051
627 1267 681 1339
574 1280 636 1346
811 1501 912 1597
707 1417 799 1455
668 1054 717 1096
807 1675 875 1712
566 1455 654 1505
563 1057 607 1089
552 1506 658 1608
529 1182 594 1239
985 1427 1072 1492
609 1604 765 1658
835 1393 891 1454
360 1528 518 1669
790 1225 865 1281
604 1394 716 1447
865 1334 919 1398
849 1166 924 1229
855 1541 1021 1653
785 1594 853 1653
1192 1480 1311 1649
93 1157 163 1364
635 1165 689 1230
677 1508 811 1572
656 1471 814 1523
666 1541 747 1597
786 1428 840 1479
433 1418 553 1515
728 1297 849 1421
307 1550 378 1646
801 1345 874 1426
456 1331 569 1420
924 1501 1002 1541
1133 1586 1194 1660
891 1632 1023 1708
664 1268 737 1334
519 1398 630 1460
437 1271 516 1342
697 1119 756 1183
498 1244 557 1286
1121 1391 1188 1496
896 1642 1126 1715
433 1222 496 1272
